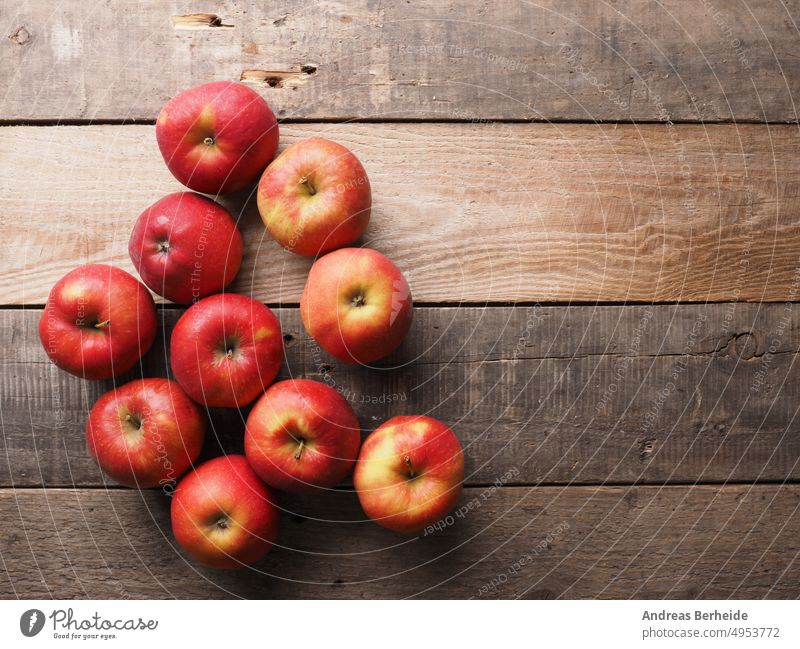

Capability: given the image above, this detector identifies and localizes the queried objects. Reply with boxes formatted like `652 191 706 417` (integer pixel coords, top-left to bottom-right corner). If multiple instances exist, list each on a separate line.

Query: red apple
156 81 279 195
171 455 280 569
170 293 283 407
86 378 205 488
38 264 157 379
354 415 464 534
257 137 371 256
245 379 361 493
128 192 243 304
300 248 412 364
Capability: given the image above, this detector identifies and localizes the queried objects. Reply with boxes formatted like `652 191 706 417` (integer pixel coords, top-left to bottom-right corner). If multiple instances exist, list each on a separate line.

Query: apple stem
405 455 414 479
294 438 305 460
298 175 316 196
94 319 110 329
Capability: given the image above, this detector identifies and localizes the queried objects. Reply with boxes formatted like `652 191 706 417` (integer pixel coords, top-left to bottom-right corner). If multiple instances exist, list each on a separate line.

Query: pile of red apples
38 82 464 569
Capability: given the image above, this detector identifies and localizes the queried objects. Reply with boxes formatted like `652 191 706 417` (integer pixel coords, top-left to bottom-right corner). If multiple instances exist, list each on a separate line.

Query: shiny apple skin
156 81 279 195
171 455 280 569
300 248 412 364
170 293 283 407
354 415 464 534
128 192 243 304
245 379 361 493
257 137 371 256
86 378 205 488
38 264 157 379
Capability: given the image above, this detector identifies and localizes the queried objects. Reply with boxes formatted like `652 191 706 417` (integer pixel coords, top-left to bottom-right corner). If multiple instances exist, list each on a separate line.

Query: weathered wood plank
4 304 800 487
1 1 798 122
1 485 797 598
2 123 800 304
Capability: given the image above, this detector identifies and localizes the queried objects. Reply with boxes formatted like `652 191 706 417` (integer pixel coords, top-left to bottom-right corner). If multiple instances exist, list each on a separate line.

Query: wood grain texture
1 484 797 599
2 123 800 304
1 1 799 121
4 304 800 487
3 0 799 605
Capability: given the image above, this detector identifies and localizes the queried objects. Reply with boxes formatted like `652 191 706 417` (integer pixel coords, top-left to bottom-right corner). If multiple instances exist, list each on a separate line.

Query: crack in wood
240 65 318 89
171 14 234 30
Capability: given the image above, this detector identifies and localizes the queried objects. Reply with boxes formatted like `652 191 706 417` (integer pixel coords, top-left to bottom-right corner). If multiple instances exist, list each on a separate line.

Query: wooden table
2 1 800 599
